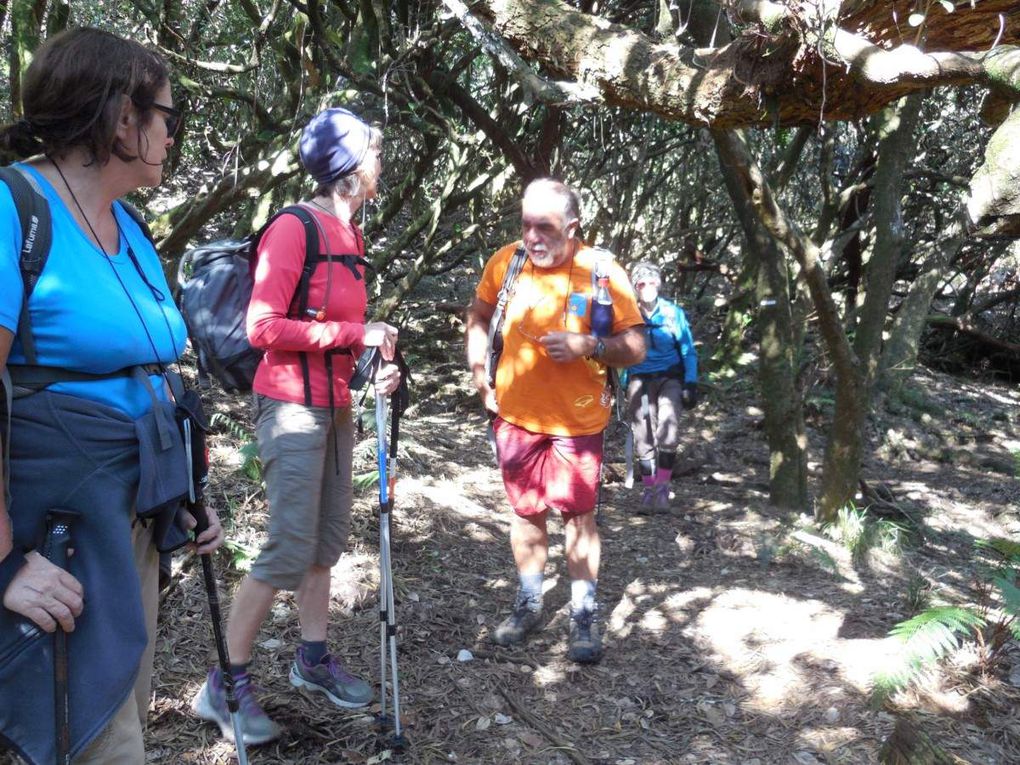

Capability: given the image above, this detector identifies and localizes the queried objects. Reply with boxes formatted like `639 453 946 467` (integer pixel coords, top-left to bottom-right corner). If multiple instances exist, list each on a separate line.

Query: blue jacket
627 297 698 383
0 389 190 765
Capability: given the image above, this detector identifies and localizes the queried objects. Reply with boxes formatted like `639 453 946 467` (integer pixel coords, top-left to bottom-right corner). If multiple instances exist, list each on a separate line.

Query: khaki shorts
249 394 355 591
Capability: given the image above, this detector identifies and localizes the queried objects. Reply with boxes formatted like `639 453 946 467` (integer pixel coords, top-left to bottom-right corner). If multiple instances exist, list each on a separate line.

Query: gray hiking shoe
289 648 373 709
492 594 543 646
192 667 282 745
567 606 603 664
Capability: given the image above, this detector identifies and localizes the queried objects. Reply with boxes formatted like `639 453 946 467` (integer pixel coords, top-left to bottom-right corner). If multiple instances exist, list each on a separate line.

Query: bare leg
509 513 549 575
226 575 278 664
295 564 332 642
564 512 600 582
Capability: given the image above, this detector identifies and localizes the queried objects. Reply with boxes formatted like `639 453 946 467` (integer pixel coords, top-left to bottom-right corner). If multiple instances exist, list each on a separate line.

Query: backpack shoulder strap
251 204 322 406
117 200 156 246
252 204 322 319
0 166 53 365
483 245 528 386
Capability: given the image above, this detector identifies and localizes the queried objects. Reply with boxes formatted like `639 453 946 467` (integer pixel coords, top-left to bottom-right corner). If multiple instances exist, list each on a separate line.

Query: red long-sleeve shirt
246 206 368 407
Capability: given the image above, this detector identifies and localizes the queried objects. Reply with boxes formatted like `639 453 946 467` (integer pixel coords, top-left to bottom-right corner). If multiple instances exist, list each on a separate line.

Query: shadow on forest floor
4 357 1017 765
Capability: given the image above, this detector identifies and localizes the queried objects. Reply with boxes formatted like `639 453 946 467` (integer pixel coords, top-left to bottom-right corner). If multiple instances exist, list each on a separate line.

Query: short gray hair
523 178 581 224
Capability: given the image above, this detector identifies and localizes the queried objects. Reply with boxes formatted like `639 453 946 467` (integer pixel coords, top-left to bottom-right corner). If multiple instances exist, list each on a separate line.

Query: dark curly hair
0 27 169 165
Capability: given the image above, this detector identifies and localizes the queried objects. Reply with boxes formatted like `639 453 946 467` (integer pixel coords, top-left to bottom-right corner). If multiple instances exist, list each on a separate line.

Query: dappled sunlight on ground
693 589 901 712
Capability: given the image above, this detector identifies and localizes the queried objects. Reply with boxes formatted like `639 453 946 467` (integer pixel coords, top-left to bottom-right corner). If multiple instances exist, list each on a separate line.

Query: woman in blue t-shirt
624 261 699 512
0 28 222 764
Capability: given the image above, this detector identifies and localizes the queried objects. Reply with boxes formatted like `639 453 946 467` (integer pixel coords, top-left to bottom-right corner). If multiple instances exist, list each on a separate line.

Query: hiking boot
567 606 603 664
492 594 543 646
653 483 671 510
289 648 373 709
637 487 655 513
191 667 282 745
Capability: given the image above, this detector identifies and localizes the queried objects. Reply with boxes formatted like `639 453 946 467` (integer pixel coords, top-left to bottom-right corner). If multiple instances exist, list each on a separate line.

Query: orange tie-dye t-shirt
477 242 643 436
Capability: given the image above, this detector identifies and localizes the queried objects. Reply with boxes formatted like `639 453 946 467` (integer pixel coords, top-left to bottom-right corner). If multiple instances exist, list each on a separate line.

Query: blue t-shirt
627 297 698 383
0 164 186 418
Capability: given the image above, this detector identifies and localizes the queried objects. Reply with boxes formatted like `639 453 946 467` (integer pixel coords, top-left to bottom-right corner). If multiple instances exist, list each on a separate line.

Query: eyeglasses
148 102 182 138
516 322 546 344
514 292 569 344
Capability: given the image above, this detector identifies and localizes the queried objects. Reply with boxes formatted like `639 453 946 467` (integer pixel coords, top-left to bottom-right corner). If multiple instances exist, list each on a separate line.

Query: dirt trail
4 367 1016 765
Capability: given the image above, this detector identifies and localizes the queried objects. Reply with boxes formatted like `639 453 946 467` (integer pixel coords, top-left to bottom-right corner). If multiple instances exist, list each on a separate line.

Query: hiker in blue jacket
624 261 699 512
0 28 222 765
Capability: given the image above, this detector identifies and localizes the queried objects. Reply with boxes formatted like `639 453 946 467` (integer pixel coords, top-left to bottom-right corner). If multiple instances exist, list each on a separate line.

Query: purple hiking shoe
289 647 373 709
191 667 282 745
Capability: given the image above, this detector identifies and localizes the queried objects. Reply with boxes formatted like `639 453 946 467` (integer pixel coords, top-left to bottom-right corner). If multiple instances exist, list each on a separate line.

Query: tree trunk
854 93 924 392
710 253 757 373
713 128 864 521
460 0 1020 128
714 129 808 511
880 214 966 391
9 0 47 119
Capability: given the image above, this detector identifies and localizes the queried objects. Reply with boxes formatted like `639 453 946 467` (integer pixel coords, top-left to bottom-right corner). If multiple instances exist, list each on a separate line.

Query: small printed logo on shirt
573 394 594 408
567 292 587 317
600 387 612 408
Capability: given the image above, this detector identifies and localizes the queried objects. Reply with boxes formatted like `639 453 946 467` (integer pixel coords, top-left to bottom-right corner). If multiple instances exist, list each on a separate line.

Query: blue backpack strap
0 166 52 366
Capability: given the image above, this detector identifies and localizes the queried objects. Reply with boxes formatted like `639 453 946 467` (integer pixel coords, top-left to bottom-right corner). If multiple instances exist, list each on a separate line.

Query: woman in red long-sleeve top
193 107 401 745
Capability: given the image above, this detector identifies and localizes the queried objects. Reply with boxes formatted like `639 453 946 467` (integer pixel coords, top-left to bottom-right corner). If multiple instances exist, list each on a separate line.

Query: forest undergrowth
127 315 1020 765
5 326 1017 765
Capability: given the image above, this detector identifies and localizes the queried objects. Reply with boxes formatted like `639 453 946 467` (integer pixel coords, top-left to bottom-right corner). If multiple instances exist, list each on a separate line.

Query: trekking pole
374 391 406 749
42 509 78 765
182 417 250 765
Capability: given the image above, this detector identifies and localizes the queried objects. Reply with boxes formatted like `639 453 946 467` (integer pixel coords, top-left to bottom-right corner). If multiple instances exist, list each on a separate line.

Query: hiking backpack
175 205 368 395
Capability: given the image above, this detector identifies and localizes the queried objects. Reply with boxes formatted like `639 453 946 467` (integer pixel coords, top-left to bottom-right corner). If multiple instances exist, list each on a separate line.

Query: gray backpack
176 205 361 395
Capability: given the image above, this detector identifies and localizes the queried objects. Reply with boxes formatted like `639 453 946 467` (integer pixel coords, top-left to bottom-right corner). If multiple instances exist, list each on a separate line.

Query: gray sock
518 572 544 609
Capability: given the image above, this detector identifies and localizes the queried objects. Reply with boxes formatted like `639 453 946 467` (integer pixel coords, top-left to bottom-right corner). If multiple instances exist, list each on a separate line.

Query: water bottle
590 268 613 338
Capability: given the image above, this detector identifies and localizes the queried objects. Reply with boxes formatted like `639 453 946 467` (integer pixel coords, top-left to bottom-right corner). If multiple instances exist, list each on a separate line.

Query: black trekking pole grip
43 508 79 765
189 496 212 537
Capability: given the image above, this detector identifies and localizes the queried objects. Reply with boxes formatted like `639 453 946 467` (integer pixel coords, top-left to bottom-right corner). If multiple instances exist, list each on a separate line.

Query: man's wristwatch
587 335 607 360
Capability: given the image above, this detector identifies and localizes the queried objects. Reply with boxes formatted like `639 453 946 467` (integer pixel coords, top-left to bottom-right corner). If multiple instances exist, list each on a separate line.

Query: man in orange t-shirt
465 178 645 663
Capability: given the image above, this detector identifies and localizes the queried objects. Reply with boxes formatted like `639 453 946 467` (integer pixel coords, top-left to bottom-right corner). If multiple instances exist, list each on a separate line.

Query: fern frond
1008 619 1020 642
889 606 985 659
975 537 1020 563
238 441 263 483
209 411 253 442
354 469 380 492
992 576 1020 619
872 606 985 704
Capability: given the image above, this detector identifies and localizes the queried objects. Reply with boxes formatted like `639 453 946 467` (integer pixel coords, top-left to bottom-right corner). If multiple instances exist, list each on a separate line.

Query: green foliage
872 605 986 705
872 537 1020 705
1012 449 1020 478
209 412 263 484
825 503 906 562
894 385 941 417
238 442 263 484
354 469 380 493
903 573 933 614
223 538 259 573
